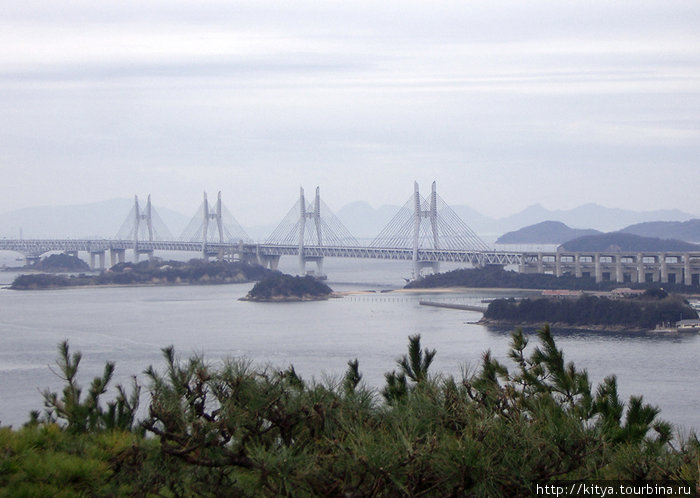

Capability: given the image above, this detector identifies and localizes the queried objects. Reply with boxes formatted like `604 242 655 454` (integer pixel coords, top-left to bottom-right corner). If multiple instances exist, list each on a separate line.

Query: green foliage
2 332 698 496
35 341 140 434
382 334 435 403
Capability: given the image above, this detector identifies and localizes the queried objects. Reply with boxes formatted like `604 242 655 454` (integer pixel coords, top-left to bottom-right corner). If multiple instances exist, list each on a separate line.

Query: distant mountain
0 199 189 239
495 221 601 244
561 233 700 252
619 219 700 243
335 201 403 241
492 203 696 234
1 197 696 244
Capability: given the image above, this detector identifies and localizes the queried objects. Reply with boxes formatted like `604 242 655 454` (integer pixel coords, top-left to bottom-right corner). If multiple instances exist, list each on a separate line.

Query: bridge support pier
415 261 439 276
660 254 668 283
89 250 106 270
594 254 602 283
134 249 154 263
300 256 324 278
615 255 624 283
110 249 126 267
259 254 280 270
574 253 582 278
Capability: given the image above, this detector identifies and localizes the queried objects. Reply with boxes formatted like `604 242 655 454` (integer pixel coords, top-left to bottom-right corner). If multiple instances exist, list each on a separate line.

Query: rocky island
240 272 334 302
10 259 272 290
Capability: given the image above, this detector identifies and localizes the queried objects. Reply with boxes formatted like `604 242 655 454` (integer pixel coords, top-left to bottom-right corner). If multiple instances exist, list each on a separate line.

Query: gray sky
1 0 699 225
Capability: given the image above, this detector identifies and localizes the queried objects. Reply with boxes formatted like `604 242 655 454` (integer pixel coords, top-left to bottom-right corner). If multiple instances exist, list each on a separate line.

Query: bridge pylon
115 194 174 263
179 191 250 260
412 182 440 278
370 181 491 279
298 187 325 277
265 186 358 277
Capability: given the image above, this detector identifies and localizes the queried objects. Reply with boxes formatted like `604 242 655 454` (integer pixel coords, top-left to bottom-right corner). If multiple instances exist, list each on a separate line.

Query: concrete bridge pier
258 254 280 270
660 254 668 283
89 250 106 270
594 254 602 283
300 255 324 278
110 249 126 267
416 261 440 276
615 255 624 283
684 253 692 286
574 253 582 278
134 249 154 263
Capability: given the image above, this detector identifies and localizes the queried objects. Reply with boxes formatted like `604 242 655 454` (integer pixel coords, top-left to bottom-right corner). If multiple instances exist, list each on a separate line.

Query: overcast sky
1 0 698 225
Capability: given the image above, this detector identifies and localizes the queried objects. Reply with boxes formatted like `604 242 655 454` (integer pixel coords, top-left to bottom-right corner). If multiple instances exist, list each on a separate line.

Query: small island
480 289 698 331
10 259 272 290
240 272 334 302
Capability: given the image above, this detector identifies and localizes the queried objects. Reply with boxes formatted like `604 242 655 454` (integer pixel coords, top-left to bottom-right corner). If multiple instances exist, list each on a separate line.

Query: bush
4 330 697 496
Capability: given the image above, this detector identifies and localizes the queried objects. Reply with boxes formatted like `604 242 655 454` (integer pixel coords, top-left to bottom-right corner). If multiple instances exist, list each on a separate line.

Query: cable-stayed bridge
1 182 699 285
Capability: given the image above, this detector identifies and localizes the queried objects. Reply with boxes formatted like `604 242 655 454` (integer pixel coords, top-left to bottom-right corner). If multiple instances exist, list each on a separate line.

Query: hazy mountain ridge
561 233 700 252
333 202 697 239
0 199 696 241
495 221 601 244
620 220 700 243
499 219 700 247
0 199 189 239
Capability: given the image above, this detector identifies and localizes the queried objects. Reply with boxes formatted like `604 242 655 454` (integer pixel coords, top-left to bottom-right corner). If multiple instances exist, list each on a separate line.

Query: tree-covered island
481 289 698 331
240 272 334 302
9 259 272 290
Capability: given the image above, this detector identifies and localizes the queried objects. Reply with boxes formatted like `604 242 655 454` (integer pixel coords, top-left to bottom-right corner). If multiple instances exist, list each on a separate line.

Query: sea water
0 258 697 432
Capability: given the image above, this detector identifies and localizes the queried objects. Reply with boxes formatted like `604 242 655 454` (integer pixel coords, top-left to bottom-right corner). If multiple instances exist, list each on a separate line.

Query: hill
31 253 90 272
620 219 700 243
495 221 600 244
560 233 700 252
491 203 695 235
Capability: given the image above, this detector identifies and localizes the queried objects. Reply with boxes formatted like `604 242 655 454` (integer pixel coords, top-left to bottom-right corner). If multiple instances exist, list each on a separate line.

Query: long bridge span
2 183 699 286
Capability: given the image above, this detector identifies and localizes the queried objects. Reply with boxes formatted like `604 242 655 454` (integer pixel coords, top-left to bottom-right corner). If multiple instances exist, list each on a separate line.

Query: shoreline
477 318 692 335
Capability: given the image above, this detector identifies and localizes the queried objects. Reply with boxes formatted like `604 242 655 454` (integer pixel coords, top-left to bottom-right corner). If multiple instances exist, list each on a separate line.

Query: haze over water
0 258 697 433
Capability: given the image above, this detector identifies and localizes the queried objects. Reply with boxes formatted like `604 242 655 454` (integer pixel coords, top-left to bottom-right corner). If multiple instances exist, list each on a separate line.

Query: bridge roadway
2 239 699 286
0 239 524 266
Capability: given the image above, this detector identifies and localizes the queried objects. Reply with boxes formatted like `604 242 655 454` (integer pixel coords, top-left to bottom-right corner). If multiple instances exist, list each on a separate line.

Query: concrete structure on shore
519 251 700 286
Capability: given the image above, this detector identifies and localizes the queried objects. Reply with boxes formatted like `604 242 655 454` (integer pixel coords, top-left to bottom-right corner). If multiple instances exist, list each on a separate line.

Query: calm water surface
0 259 697 432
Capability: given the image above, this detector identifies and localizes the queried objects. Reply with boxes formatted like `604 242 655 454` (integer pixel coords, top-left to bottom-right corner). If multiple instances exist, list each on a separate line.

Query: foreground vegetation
483 290 698 330
1 328 697 496
10 259 272 290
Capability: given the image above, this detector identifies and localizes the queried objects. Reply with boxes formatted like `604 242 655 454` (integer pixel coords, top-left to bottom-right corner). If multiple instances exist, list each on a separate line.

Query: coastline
477 317 690 335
